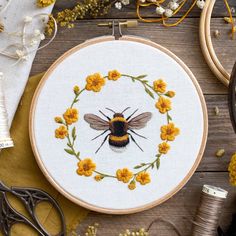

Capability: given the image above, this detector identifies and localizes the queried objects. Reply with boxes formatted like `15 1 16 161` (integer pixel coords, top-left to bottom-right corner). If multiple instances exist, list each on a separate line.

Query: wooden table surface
31 0 236 235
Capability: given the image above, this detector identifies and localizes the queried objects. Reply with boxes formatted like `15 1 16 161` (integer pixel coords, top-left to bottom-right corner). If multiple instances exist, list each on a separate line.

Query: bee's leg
126 109 138 121
99 110 111 121
92 130 110 141
128 133 144 152
129 129 147 139
95 134 109 154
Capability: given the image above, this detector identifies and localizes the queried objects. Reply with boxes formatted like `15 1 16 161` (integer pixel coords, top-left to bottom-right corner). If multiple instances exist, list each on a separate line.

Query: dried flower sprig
45 0 114 35
37 0 55 8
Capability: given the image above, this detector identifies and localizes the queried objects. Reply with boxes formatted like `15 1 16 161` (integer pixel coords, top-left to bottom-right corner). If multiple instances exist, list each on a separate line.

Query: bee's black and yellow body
109 114 129 148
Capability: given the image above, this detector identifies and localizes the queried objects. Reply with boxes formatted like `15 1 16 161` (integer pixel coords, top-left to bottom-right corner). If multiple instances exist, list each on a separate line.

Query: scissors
0 181 66 236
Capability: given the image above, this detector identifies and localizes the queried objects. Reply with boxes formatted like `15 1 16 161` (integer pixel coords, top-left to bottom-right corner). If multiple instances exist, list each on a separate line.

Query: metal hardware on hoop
97 20 138 39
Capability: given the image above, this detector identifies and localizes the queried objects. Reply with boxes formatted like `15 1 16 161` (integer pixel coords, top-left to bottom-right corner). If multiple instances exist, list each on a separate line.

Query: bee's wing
128 112 152 130
84 114 109 130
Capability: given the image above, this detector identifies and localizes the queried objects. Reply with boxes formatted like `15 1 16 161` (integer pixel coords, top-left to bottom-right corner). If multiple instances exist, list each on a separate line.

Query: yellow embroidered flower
85 73 105 92
94 175 103 182
54 116 63 124
63 108 78 125
161 123 180 141
155 96 172 114
153 79 167 93
108 70 121 81
128 181 136 190
77 158 96 177
136 172 151 185
37 0 55 7
55 126 68 139
228 153 236 186
166 91 175 98
73 85 80 95
116 168 133 183
158 142 170 154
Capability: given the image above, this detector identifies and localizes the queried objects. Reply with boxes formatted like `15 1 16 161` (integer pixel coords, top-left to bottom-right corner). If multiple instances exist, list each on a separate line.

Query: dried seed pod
215 149 225 158
214 106 220 115
224 17 234 23
214 30 220 38
0 22 4 33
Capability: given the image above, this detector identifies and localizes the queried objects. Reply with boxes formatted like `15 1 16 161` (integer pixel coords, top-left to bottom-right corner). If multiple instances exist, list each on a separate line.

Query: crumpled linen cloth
0 0 53 125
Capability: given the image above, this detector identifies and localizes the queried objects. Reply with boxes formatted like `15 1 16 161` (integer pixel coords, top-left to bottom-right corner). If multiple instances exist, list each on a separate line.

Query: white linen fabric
0 0 54 125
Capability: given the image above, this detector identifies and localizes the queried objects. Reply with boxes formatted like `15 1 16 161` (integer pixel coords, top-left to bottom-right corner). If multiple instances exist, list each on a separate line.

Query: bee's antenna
105 108 116 113
121 107 130 114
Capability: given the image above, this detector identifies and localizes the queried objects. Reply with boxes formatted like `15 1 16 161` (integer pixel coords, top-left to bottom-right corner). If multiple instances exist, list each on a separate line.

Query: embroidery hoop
29 27 208 214
199 0 230 86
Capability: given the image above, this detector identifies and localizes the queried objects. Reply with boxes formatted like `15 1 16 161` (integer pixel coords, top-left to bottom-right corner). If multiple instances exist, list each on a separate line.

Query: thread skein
191 185 228 236
0 72 13 149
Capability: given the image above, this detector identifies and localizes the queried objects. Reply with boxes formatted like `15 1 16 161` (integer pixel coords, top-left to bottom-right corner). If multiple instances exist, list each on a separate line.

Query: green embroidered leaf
151 163 154 169
156 157 160 170
136 75 147 79
145 88 155 99
72 127 76 140
167 113 172 122
64 148 74 155
74 98 79 103
67 143 72 148
134 165 142 169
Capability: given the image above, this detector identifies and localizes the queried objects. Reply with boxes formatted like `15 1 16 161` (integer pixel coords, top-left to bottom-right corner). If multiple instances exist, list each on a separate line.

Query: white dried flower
169 1 179 10
40 33 45 40
115 1 122 10
139 0 146 3
155 6 165 15
34 29 41 37
196 0 205 9
16 50 28 61
121 0 130 5
24 16 32 23
164 8 173 17
30 39 38 46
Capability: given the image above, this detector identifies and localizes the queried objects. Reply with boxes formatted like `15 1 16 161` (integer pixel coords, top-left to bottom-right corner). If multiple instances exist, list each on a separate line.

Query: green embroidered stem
70 88 85 108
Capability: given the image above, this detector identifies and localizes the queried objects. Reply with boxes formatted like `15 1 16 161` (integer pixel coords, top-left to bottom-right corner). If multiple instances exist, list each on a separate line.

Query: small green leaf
134 165 142 169
131 78 135 82
156 158 160 170
67 143 72 148
72 127 76 140
136 75 147 79
74 99 79 103
151 163 154 169
145 88 155 99
167 114 172 122
64 149 74 155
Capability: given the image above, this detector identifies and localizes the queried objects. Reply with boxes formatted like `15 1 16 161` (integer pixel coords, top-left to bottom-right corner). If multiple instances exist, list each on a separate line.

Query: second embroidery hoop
199 0 232 86
30 23 208 214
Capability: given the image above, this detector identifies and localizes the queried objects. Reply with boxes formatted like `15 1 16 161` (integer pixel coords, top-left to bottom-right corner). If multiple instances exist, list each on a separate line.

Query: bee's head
113 113 124 118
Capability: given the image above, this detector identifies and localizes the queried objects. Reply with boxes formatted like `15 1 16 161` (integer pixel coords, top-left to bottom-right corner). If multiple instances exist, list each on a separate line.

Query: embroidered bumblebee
84 107 152 153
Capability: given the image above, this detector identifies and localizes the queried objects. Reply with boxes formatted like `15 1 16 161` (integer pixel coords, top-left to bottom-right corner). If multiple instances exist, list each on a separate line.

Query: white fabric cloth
0 0 54 125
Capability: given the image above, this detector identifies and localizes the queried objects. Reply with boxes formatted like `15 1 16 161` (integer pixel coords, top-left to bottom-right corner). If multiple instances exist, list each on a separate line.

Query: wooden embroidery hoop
29 27 208 214
199 0 230 86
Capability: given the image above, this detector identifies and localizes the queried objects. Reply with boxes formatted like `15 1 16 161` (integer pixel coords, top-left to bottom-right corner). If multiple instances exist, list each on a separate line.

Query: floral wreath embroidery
54 70 180 190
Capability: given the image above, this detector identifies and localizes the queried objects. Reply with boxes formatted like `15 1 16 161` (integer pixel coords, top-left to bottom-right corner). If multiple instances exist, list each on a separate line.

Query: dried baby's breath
45 0 112 35
213 30 220 38
215 149 225 158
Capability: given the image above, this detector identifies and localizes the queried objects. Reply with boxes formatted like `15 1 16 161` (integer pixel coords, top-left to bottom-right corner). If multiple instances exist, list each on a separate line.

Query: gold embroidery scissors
0 181 66 236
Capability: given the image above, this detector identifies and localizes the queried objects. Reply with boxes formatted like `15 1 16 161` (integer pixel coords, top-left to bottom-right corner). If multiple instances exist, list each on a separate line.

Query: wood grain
53 0 236 18
29 0 236 234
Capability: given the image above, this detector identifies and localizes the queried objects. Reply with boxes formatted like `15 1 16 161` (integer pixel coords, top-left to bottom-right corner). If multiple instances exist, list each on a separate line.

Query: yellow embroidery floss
0 72 14 149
